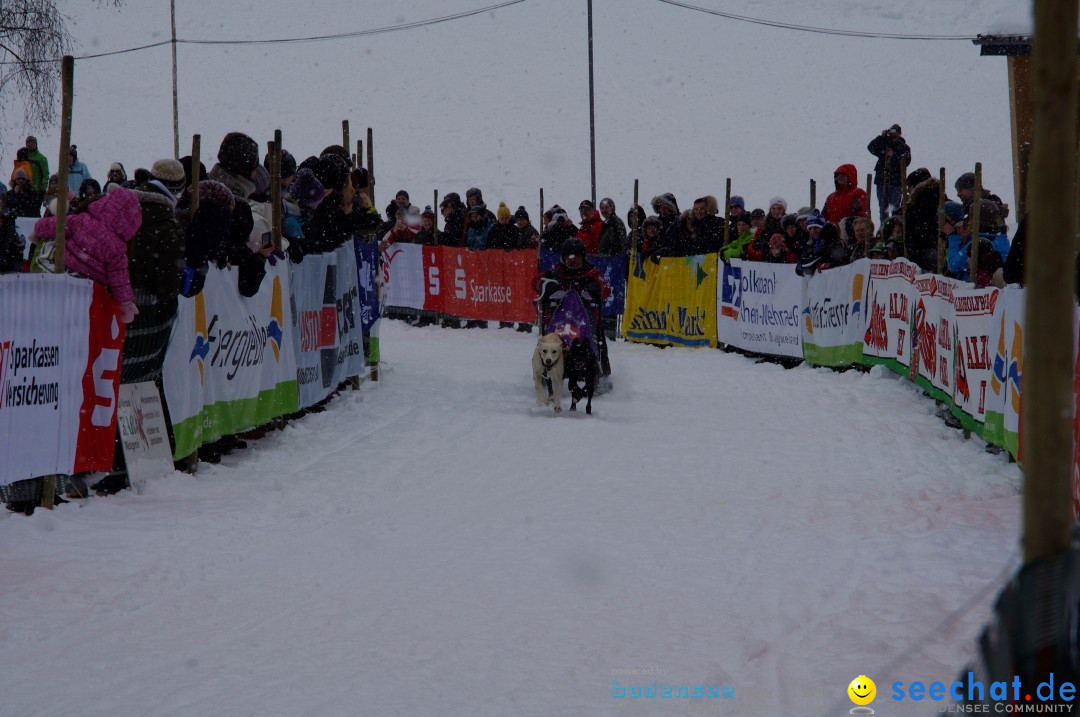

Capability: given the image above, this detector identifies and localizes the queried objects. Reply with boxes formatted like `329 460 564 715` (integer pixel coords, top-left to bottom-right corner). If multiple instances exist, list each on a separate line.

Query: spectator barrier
0 273 124 485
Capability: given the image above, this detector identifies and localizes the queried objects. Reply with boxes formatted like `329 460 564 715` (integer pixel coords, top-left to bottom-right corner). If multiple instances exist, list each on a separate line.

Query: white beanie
769 196 788 212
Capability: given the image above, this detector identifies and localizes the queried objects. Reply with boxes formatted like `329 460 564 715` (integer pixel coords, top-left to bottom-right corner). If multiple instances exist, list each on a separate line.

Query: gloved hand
119 301 139 324
650 253 661 264
265 248 286 266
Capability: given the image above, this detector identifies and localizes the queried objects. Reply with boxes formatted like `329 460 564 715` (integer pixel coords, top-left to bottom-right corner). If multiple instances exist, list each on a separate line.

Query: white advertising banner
718 259 803 358
162 261 298 459
912 274 968 402
863 258 918 373
950 286 1001 432
0 274 124 483
117 381 175 483
381 242 426 310
801 259 870 366
289 244 366 408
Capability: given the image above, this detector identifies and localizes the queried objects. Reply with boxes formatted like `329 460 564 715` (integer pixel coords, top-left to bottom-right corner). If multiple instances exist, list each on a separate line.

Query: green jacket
27 149 50 193
720 230 754 261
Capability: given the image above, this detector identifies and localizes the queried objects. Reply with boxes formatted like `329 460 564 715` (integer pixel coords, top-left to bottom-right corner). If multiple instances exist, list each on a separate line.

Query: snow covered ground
1 321 1021 716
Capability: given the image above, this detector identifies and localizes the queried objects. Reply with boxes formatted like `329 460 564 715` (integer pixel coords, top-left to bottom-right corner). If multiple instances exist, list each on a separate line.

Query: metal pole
587 0 596 205
1022 0 1078 561
170 0 179 160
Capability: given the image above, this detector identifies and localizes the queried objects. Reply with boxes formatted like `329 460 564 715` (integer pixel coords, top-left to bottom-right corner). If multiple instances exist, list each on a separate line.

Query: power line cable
0 0 527 65
655 0 979 41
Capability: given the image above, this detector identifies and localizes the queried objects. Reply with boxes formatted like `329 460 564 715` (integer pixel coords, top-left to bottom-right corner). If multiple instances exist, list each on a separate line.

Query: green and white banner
800 259 870 367
162 262 298 459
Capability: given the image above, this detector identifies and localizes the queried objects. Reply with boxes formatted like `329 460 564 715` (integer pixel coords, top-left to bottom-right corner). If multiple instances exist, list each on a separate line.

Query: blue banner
353 237 381 339
539 248 626 317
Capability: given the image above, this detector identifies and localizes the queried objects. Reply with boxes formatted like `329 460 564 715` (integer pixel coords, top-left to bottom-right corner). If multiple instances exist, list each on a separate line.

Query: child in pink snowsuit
34 187 143 322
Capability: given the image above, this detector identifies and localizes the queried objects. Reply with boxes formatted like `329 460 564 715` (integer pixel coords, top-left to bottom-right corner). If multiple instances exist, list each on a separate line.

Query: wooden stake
190 134 201 215
936 167 946 275
810 179 817 211
1022 0 1078 561
722 178 731 249
900 157 909 257
539 188 545 232
366 128 374 208
865 173 873 235
969 163 982 281
342 120 349 156
271 130 282 249
53 55 74 275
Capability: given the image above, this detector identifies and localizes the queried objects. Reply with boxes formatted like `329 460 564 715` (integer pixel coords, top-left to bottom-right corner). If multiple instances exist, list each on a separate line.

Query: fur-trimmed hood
651 193 679 215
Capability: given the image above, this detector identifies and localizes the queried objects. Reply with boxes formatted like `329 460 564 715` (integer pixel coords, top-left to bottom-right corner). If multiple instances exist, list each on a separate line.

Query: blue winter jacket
947 232 1010 282
67 160 93 195
466 218 493 250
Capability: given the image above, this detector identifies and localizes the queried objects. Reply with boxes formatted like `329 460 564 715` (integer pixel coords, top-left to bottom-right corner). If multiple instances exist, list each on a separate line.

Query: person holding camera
867 123 911 225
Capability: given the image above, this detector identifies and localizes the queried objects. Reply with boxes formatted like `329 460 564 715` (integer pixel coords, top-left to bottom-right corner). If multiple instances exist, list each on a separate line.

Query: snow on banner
950 286 1000 436
623 254 717 348
718 259 802 358
290 245 366 409
799 259 869 366
912 273 968 403
863 259 918 373
539 248 627 318
0 273 123 484
162 262 298 460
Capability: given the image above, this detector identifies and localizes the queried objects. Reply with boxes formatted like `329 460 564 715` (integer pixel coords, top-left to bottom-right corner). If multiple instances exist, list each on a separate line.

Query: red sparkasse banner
428 247 539 322
74 282 124 473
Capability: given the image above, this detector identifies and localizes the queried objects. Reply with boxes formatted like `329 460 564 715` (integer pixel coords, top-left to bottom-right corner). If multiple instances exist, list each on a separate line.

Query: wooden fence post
810 179 817 211
969 163 982 281
190 135 201 215
936 167 946 275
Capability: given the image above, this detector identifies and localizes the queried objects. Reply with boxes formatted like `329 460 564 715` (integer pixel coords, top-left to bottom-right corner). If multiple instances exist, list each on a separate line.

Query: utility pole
170 0 179 159
587 0 596 205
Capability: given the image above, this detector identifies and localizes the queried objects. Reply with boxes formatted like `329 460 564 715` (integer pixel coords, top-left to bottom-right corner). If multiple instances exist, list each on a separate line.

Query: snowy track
1 322 1021 716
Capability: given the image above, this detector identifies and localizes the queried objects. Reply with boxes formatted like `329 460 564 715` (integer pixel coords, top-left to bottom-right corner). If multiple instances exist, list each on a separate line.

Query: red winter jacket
823 164 868 225
576 208 604 254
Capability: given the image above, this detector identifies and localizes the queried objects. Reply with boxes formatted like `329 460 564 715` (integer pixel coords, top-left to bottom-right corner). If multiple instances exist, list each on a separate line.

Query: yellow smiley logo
848 675 876 706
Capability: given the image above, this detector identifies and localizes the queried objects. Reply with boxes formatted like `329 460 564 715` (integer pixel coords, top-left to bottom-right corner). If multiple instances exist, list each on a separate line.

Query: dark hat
440 192 462 210
889 123 902 134
198 179 236 212
729 195 745 210
750 208 766 219
735 211 752 226
781 213 799 230
579 199 594 210
955 172 976 191
466 187 483 200
288 168 325 209
320 145 352 168
179 156 205 188
966 199 1003 232
311 156 345 192
514 205 530 221
217 132 260 177
253 165 271 196
263 149 297 180
150 158 186 192
395 189 410 201
467 202 486 216
906 167 932 187
943 201 964 223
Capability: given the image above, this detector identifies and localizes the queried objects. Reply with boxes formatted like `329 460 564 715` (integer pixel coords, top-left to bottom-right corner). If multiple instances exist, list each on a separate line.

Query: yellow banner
622 253 718 348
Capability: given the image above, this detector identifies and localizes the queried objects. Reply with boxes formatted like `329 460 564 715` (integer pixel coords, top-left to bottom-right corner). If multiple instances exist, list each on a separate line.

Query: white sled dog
532 333 565 413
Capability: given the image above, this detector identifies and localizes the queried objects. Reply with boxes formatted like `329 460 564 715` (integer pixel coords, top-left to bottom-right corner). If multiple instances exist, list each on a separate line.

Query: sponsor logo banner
950 286 1001 434
863 258 918 373
162 261 298 459
117 381 174 483
801 259 869 366
911 273 967 403
622 254 717 348
354 238 381 363
427 247 539 322
983 287 1024 456
718 259 803 358
0 274 121 483
290 244 366 408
